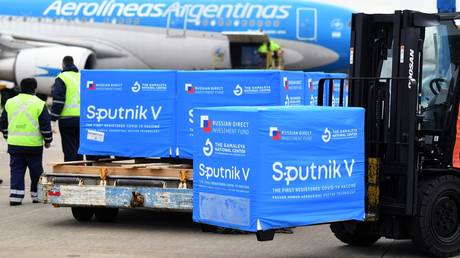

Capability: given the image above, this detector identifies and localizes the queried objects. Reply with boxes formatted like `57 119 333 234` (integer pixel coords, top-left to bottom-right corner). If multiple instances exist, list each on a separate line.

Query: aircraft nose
282 41 340 70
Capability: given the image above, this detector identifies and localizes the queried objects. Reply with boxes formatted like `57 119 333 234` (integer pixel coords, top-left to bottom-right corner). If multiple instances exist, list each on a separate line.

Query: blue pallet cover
193 106 365 232
305 72 328 106
327 73 348 107
176 70 305 158
79 70 176 157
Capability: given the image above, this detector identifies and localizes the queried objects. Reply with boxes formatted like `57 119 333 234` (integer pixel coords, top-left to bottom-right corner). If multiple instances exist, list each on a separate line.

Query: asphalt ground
0 122 441 258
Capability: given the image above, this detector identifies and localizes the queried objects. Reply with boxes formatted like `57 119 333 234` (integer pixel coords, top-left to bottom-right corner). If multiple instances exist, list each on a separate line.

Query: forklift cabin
318 10 460 258
223 31 284 70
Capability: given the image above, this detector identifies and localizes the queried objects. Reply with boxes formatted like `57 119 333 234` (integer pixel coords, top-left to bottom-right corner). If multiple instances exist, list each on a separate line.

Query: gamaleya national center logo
269 127 281 140
200 115 212 133
131 81 141 93
202 138 214 157
233 84 243 96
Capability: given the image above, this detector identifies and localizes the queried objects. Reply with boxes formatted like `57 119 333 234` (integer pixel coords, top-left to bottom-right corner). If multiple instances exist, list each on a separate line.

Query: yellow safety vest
258 41 281 54
5 94 45 147
58 71 80 117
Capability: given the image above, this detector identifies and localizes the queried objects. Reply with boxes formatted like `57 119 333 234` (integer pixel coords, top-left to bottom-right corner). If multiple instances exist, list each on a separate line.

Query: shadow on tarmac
45 209 429 258
47 209 199 232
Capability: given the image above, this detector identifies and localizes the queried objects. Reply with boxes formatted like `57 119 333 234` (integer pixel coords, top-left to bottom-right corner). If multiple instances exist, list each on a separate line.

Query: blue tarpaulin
305 72 348 107
305 72 328 106
176 70 305 158
327 73 348 107
79 70 176 157
193 106 365 232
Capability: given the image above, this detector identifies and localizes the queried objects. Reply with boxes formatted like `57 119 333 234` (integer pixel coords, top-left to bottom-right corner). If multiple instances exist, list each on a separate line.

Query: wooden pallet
50 159 193 180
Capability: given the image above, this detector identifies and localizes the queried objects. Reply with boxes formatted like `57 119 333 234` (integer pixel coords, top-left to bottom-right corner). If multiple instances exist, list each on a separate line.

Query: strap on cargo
99 168 109 186
179 170 188 189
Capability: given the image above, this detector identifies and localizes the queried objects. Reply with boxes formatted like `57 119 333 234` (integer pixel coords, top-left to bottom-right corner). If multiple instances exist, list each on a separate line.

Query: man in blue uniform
51 56 82 161
0 78 52 205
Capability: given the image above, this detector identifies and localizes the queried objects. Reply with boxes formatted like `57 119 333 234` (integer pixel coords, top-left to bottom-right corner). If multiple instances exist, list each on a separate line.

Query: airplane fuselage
0 0 353 94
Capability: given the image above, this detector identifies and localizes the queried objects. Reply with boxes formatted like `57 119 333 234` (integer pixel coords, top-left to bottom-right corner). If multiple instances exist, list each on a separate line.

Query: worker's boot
9 201 21 206
0 178 3 184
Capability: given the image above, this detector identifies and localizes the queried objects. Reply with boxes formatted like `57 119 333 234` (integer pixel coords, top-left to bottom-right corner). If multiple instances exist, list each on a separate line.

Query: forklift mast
344 10 460 216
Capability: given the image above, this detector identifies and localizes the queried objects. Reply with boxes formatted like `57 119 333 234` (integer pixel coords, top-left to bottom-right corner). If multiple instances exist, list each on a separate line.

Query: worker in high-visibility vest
0 78 52 206
258 39 282 68
51 56 82 162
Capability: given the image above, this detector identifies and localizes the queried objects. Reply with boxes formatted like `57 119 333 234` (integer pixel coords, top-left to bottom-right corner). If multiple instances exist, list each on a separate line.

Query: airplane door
297 8 317 40
166 6 188 37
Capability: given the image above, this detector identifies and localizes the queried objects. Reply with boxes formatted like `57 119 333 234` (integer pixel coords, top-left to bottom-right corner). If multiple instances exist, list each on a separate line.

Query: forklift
318 10 460 258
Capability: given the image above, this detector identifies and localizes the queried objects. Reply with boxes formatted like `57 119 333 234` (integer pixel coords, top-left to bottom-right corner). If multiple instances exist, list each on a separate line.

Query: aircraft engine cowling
0 46 96 95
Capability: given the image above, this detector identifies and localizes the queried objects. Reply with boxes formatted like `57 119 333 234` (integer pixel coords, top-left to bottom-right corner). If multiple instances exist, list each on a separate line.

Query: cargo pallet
39 158 193 222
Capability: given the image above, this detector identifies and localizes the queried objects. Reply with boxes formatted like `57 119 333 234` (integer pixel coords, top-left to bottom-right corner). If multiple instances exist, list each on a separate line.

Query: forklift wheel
71 207 95 222
412 175 460 258
330 221 380 247
94 208 119 222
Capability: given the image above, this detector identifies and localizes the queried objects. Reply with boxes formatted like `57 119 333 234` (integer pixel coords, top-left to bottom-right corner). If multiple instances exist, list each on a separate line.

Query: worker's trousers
59 125 83 162
9 153 43 203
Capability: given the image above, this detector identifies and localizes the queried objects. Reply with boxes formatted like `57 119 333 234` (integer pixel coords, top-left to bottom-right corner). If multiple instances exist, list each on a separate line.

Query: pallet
50 159 193 180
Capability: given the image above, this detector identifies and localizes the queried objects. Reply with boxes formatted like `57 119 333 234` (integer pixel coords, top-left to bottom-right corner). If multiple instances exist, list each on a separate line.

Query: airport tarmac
0 122 434 258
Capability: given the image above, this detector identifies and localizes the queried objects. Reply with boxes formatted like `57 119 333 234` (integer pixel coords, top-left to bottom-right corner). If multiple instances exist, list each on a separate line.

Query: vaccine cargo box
176 70 305 158
193 106 365 232
305 72 348 107
79 70 176 158
328 73 348 107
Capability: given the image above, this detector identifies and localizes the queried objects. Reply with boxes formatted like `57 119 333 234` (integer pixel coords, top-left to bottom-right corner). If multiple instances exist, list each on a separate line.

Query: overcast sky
322 0 459 13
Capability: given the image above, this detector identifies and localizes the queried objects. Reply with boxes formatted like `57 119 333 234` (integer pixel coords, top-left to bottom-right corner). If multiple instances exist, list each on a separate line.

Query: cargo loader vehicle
314 10 460 258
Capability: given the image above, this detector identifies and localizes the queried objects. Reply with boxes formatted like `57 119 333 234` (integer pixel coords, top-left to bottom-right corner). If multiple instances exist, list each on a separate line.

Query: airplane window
210 20 216 27
265 20 272 27
134 18 140 25
234 20 240 27
249 20 255 27
218 19 224 27
203 19 209 26
274 20 280 28
111 18 117 24
257 20 263 27
241 20 247 27
226 20 231 27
